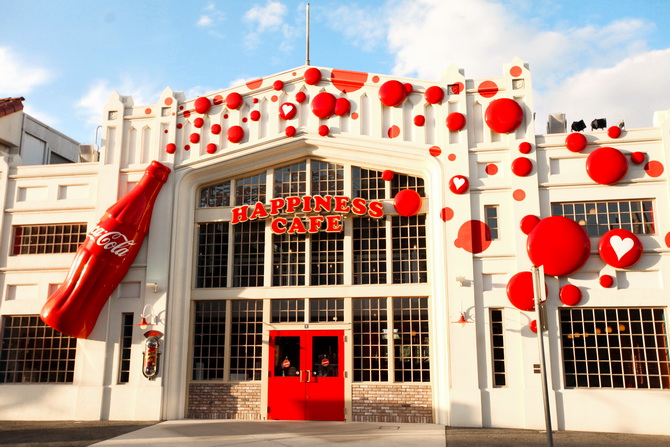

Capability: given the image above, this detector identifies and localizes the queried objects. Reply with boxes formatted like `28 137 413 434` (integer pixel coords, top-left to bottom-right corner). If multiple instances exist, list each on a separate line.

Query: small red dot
164 129 168 134
382 170 394 181
478 80 498 98
513 189 526 201
165 143 176 154
372 75 380 83
645 160 664 178
318 125 329 136
206 143 217 154
351 112 359 120
388 125 400 139
414 115 425 126
296 91 307 103
510 66 523 77
518 142 532 154
242 117 248 123
273 80 284 90
448 153 456 161
164 97 173 106
485 164 498 175
271 95 278 102
429 146 441 157
286 126 296 137
184 144 191 151
145 108 152 115
253 98 259 104
177 123 183 129
440 207 454 222
250 110 261 121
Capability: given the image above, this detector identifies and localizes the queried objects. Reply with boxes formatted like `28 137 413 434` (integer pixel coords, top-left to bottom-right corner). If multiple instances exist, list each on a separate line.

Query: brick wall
352 384 433 423
187 383 262 420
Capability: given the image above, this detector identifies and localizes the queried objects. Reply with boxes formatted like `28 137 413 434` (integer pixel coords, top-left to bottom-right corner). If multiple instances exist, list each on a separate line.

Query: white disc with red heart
598 228 643 268
279 102 298 120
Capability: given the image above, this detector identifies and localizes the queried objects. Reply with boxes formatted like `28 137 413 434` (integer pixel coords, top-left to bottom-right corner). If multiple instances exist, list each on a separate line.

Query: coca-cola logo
87 225 136 257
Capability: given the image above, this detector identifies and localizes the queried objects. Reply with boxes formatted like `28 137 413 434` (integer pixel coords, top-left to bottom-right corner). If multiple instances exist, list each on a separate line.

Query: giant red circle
512 157 533 177
506 271 546 311
227 125 244 143
485 98 524 134
560 284 582 306
527 216 591 277
226 92 243 110
446 112 466 131
598 228 643 269
393 189 422 216
565 132 588 152
586 147 628 185
379 80 407 107
425 86 444 104
194 96 211 114
311 92 337 119
304 67 322 85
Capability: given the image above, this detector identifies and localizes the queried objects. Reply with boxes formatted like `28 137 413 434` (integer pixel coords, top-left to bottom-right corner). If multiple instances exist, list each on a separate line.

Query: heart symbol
281 104 293 115
453 177 465 191
610 235 634 260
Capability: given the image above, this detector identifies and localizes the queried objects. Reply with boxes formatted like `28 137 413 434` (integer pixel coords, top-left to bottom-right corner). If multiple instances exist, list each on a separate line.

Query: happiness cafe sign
231 195 384 234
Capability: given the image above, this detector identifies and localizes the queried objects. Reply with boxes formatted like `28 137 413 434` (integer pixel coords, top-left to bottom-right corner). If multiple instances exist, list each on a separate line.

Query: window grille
274 161 307 198
192 301 226 381
310 231 344 285
391 215 428 283
352 167 385 200
118 313 133 384
196 222 229 288
311 160 344 195
199 181 231 207
233 221 265 287
12 224 87 255
391 174 425 197
551 200 654 236
353 298 389 382
484 205 499 240
393 297 430 382
271 299 305 323
0 315 77 383
560 307 670 389
230 300 263 381
310 298 344 323
235 172 266 205
490 308 506 387
353 217 387 285
272 233 306 286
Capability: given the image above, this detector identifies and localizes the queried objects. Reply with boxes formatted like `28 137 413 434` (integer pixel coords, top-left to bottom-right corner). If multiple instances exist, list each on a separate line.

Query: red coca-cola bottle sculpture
40 161 171 339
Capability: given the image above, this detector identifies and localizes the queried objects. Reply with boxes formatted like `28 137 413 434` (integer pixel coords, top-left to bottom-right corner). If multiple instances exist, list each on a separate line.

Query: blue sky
2 0 670 144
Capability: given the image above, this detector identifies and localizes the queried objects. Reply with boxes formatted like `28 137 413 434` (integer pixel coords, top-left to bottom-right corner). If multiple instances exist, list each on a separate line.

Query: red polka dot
565 132 587 152
450 82 464 94
189 133 200 144
485 164 498 175
206 143 217 154
607 126 621 139
485 98 524 134
404 83 413 95
164 129 168 134
211 124 222 135
177 123 183 129
371 75 380 83
331 69 369 93
382 170 394 181
446 112 466 131
213 95 223 105
665 232 670 248
318 125 329 136
512 157 533 177
414 115 425 126
387 125 401 139
164 97 173 106
513 189 526 201
599 275 614 288
273 80 284 91
454 220 492 254
285 126 296 137
510 66 523 77
429 146 441 157
644 160 664 177
519 142 532 154
334 98 351 116
253 98 259 104
478 80 498 98
393 189 422 216
448 153 457 162
586 147 628 185
506 271 539 311
304 67 322 85
530 320 538 333
520 215 540 235
425 86 444 104
440 207 454 222
184 144 190 151
223 114 229 119
145 108 152 115
165 143 176 154
226 92 243 110
527 216 591 277
183 110 191 118
311 92 337 119
250 110 261 121
449 175 469 194
379 80 407 107
295 91 307 103
271 95 278 102
194 97 211 114
630 152 646 164
246 78 263 90
242 117 248 123
227 125 244 143
351 112 359 120
193 117 204 128
560 284 582 306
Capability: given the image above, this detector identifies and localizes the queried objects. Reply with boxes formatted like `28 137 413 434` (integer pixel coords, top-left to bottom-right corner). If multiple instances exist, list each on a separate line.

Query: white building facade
1 60 669 435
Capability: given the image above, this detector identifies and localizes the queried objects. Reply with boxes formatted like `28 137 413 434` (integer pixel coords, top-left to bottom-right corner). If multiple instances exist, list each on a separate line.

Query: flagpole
305 3 311 66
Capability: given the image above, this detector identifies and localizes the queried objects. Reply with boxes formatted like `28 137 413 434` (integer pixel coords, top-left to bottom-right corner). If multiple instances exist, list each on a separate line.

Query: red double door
268 330 344 421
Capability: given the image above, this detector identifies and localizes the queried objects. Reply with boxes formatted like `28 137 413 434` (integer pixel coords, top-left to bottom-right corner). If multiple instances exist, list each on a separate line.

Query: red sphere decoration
295 91 307 103
382 170 394 181
527 216 591 277
206 143 217 154
211 124 222 135
285 126 296 137
598 228 643 269
250 110 261 121
630 151 646 164
586 147 628 185
334 97 351 116
304 67 322 85
530 320 538 333
194 96 211 114
226 92 243 110
446 112 466 131
318 125 329 136
189 133 200 144
512 157 533 177
311 92 337 119
227 125 244 143
520 215 541 235
414 115 425 126
424 86 444 104
165 143 176 154
403 83 413 94
393 189 422 217
607 126 622 139
519 142 532 154
193 117 204 128
599 275 614 288
429 146 441 157
565 132 588 152
484 98 524 134
449 175 469 194
560 284 582 306
506 271 542 311
379 80 407 107
273 80 284 91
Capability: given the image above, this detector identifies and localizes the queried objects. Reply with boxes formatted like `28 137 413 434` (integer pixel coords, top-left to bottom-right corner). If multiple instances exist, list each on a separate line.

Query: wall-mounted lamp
137 304 157 330
455 276 466 287
451 311 474 326
146 282 158 293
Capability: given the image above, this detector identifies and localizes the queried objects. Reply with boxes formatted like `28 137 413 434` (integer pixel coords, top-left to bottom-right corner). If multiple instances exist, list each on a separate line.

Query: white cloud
0 46 51 95
323 5 386 52
196 2 226 38
243 1 298 51
197 15 213 27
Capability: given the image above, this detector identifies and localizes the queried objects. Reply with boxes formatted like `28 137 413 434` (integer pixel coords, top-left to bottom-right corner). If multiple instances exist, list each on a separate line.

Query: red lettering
313 195 333 212
368 201 384 219
334 196 350 213
351 197 367 215
287 217 307 234
307 215 326 233
231 205 249 224
270 198 285 215
249 202 269 220
325 215 343 232
286 196 301 213
302 195 313 212
271 217 287 234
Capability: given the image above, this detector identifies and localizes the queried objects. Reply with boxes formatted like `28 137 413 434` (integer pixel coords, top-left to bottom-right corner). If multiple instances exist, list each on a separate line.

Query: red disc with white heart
449 175 469 194
279 102 298 120
598 228 643 268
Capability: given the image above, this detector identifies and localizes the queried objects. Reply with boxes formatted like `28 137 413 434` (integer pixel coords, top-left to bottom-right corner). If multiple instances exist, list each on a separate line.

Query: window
12 224 87 255
274 161 306 198
199 181 231 207
233 221 265 287
310 299 344 323
560 307 670 389
552 200 655 236
393 297 430 382
484 205 499 240
353 298 389 382
391 174 425 197
490 309 506 387
311 160 344 195
235 172 266 205
310 231 344 285
196 222 229 288
192 301 226 381
272 233 306 286
353 217 387 285
0 315 77 383
118 313 133 384
271 299 305 323
352 167 385 200
392 215 427 283
230 300 263 381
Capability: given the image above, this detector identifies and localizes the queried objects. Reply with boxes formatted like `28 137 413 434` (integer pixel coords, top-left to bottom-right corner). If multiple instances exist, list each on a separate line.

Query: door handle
306 370 311 382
